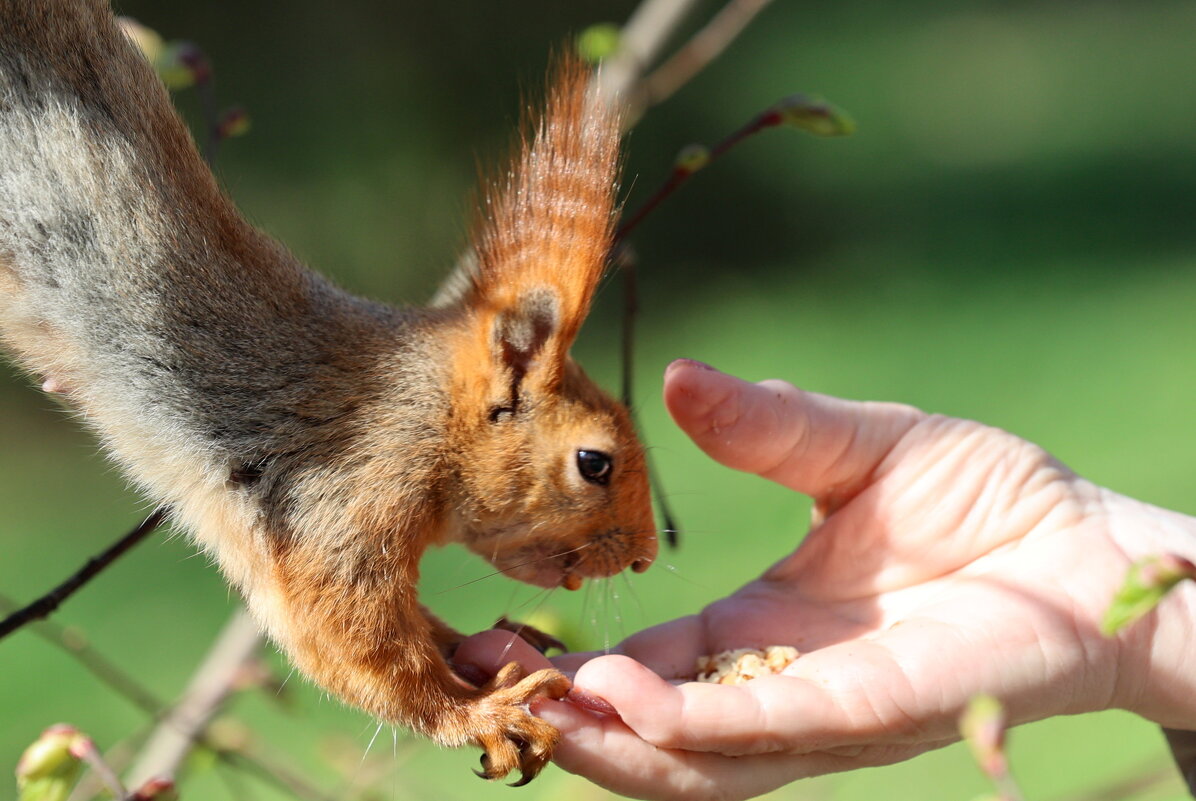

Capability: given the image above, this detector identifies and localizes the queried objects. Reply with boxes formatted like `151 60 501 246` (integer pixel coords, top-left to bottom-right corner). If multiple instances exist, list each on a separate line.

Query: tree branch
0 595 334 801
73 737 130 800
595 0 704 119
596 0 775 130
126 607 263 788
0 593 165 715
628 0 775 118
0 508 167 640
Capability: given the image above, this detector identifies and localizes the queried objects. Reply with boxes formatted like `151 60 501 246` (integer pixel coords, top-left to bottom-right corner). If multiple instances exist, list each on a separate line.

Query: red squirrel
0 0 657 783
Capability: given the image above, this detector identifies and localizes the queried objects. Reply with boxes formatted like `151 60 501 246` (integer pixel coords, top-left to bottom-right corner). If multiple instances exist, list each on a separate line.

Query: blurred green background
3 0 1195 798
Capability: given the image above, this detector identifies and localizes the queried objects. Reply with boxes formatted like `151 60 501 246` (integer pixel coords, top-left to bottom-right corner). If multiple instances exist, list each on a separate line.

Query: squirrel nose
630 557 652 573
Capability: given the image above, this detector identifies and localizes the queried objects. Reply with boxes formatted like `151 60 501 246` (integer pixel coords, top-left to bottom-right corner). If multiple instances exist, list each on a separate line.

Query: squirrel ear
463 56 621 392
492 288 559 383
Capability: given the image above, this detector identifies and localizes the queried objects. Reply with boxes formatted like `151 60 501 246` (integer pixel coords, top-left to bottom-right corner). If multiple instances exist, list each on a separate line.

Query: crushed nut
695 645 800 685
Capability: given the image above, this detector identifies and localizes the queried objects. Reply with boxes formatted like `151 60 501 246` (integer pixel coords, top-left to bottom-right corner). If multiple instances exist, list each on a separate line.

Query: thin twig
196 76 221 165
75 738 130 800
0 508 167 640
218 748 340 801
595 0 704 119
126 607 263 788
994 772 1027 801
616 106 783 243
68 732 146 801
0 595 333 801
597 0 733 550
616 249 679 546
628 0 775 119
619 248 638 412
0 593 165 715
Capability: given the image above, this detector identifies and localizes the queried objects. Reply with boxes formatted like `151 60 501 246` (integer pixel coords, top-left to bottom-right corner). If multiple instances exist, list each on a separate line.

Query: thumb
663 360 923 502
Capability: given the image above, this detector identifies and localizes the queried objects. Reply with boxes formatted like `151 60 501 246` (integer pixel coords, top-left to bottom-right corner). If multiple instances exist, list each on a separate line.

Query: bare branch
616 105 775 242
126 607 262 788
0 509 167 640
0 593 165 715
74 737 130 800
1 595 336 801
595 0 704 114
68 730 157 801
629 0 775 118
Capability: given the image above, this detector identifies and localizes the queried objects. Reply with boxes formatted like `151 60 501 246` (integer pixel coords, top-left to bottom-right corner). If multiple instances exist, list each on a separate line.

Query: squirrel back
0 0 655 783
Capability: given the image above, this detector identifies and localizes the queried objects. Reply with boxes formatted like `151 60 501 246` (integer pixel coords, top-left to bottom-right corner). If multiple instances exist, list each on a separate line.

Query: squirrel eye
576 450 612 486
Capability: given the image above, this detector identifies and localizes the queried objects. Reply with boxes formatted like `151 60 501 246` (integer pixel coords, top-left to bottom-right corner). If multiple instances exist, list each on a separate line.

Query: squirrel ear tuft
464 56 621 384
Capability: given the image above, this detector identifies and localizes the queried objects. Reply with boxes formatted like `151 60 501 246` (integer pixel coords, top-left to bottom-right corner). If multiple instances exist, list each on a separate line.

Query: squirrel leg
414 606 571 783
266 562 571 784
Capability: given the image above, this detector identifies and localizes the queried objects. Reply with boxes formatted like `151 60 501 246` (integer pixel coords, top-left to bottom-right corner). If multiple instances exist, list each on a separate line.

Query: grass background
2 0 1195 798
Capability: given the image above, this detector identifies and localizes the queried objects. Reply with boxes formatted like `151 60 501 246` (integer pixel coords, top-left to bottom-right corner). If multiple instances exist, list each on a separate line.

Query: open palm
459 360 1194 801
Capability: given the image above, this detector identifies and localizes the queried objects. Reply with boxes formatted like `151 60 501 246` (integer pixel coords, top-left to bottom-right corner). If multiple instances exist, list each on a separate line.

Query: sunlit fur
0 1 654 783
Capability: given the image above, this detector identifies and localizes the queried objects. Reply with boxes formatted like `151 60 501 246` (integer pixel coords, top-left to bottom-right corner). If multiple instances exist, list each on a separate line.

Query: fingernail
564 688 619 716
667 358 719 375
450 661 490 688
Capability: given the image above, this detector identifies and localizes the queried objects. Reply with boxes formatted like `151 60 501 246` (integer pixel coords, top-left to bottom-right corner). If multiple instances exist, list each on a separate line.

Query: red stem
615 108 783 244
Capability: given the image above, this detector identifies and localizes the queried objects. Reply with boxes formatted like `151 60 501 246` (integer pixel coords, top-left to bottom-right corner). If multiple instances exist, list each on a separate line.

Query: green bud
217 107 251 140
15 725 84 801
959 694 1008 779
772 94 856 137
154 41 210 90
116 17 164 65
1102 553 1196 636
674 144 710 174
577 24 621 64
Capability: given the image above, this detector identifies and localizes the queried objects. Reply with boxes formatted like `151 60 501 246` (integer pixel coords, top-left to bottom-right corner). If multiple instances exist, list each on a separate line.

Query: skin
459 358 1196 800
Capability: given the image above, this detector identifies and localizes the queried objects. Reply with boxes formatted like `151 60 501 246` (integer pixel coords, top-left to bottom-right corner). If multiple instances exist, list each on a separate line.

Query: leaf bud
959 694 1008 779
673 144 711 175
15 725 85 801
577 24 621 64
116 17 164 65
155 41 211 90
217 107 252 140
771 94 856 136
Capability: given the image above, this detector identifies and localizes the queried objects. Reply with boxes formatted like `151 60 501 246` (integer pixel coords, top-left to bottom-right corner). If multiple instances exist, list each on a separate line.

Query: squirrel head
441 58 657 589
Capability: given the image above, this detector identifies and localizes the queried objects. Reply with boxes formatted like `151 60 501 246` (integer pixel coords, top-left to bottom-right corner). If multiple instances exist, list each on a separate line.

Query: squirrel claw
508 770 536 788
469 663 571 784
493 616 568 654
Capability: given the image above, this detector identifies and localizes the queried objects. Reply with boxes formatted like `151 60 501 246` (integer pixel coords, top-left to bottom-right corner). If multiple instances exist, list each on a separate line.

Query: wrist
1101 488 1196 727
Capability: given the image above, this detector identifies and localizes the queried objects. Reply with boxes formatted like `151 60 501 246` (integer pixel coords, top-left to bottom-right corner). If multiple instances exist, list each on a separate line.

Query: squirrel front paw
469 662 571 785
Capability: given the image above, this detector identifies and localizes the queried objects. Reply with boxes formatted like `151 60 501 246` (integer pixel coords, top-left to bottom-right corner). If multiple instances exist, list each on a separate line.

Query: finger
573 586 1087 759
537 697 945 801
551 615 705 679
453 628 555 680
663 359 923 501
568 634 986 758
569 654 889 756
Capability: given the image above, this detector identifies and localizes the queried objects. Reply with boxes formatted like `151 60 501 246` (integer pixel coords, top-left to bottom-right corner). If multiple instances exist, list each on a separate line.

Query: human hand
459 359 1196 800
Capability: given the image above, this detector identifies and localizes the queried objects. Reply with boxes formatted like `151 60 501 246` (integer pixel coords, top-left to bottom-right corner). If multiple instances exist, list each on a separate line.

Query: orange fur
0 1 655 784
468 60 620 389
